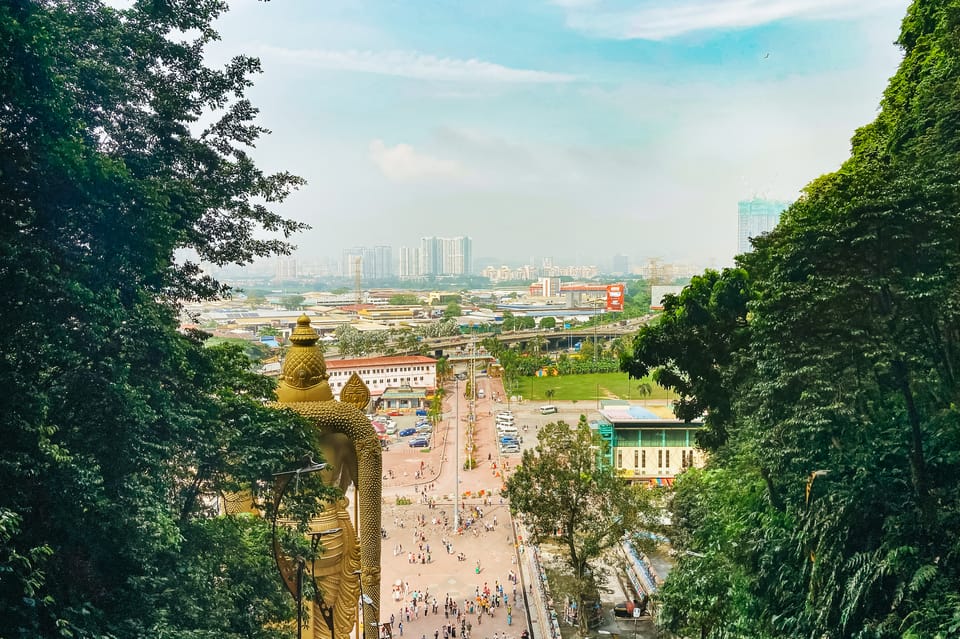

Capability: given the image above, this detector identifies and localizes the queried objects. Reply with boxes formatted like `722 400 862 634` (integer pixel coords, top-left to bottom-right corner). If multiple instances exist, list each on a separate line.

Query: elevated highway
416 316 653 358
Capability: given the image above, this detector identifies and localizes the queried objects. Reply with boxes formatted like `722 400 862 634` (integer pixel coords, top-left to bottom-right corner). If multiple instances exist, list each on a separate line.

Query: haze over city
207 0 909 266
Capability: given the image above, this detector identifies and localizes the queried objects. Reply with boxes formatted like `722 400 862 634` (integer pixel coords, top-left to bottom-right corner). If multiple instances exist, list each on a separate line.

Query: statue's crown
277 314 334 402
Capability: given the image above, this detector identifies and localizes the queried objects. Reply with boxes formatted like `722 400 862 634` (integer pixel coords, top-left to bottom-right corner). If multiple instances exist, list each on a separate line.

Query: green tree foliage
507 418 660 635
0 1 323 636
625 278 652 313
622 2 960 636
539 316 557 330
334 325 389 357
244 290 270 308
443 301 462 319
622 268 750 452
280 294 306 310
389 294 420 305
435 356 452 384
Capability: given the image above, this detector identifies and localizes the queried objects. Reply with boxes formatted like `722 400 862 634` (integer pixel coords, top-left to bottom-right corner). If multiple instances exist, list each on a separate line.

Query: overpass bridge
416 317 651 359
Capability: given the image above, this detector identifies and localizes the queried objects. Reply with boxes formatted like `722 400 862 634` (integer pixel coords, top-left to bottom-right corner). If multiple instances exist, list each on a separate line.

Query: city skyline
207 0 909 267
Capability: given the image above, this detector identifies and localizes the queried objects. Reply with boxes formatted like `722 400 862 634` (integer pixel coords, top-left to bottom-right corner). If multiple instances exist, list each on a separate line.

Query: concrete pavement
373 381 666 639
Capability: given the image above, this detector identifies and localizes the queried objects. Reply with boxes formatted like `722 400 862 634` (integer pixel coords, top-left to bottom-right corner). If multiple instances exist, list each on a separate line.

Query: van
496 415 515 425
498 424 518 434
539 405 558 415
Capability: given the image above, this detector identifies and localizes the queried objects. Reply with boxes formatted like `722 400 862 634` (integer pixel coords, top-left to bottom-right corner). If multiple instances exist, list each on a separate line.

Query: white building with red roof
325 355 437 411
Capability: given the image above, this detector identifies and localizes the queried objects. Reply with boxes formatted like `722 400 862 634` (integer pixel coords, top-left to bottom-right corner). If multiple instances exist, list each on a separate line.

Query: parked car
388 410 403 416
385 424 397 435
399 427 417 437
416 424 433 434
496 411 513 419
415 409 428 416
500 444 520 454
408 437 430 448
500 436 519 445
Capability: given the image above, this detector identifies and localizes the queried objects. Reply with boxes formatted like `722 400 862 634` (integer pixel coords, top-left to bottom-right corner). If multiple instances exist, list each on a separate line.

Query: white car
500 444 520 454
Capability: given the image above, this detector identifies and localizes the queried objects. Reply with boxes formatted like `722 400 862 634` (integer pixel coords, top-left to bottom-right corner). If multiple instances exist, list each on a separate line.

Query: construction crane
354 255 362 305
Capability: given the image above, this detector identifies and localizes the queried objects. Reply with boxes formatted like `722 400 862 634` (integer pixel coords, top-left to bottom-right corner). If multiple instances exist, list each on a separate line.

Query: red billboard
606 283 625 311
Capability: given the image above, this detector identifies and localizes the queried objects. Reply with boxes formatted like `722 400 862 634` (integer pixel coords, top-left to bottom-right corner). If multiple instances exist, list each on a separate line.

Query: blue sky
209 0 909 270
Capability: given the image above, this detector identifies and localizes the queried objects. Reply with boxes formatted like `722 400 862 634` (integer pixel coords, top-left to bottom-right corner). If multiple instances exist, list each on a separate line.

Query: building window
658 450 663 467
665 450 670 467
617 451 622 468
642 450 646 468
633 450 638 468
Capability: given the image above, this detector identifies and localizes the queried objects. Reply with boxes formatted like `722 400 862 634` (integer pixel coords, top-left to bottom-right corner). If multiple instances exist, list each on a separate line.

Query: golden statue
272 314 382 639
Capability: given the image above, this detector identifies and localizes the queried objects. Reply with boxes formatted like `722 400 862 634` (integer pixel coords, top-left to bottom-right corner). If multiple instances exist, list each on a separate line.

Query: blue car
500 436 519 444
399 427 417 437
408 437 430 448
415 409 428 416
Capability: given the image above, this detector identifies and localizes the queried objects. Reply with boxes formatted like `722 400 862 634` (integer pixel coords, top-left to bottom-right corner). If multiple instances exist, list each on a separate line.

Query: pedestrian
399 622 404 636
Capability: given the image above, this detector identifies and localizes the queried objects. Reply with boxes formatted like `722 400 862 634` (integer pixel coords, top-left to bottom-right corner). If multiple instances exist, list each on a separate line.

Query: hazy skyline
209 0 909 267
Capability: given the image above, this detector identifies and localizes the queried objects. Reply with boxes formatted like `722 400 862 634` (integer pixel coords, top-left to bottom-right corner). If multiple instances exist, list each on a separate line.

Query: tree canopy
0 1 321 636
623 2 960 636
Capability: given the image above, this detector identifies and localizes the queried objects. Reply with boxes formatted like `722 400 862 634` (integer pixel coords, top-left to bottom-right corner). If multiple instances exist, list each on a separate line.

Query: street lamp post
354 569 375 639
454 377 460 531
271 460 329 639
592 298 604 363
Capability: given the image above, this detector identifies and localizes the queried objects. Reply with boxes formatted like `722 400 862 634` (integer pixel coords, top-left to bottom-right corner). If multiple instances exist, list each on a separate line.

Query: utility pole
454 377 460 531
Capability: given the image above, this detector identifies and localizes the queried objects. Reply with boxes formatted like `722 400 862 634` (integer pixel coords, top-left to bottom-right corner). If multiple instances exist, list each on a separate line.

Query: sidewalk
513 520 560 639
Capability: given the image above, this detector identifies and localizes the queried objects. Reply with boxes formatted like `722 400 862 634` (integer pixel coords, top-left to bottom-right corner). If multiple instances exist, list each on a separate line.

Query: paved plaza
373 378 664 639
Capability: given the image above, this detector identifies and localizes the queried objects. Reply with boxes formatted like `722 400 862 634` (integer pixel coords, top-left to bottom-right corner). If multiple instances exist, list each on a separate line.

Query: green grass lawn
507 372 675 402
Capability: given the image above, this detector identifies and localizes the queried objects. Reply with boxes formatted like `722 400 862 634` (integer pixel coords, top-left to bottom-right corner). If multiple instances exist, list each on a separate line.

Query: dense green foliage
388 294 420 305
0 1 325 637
623 2 960 636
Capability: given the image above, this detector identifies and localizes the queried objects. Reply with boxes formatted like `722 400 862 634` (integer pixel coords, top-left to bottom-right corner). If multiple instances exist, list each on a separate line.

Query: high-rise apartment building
275 256 299 281
398 246 421 280
414 236 472 276
341 245 394 280
738 199 791 254
612 254 629 274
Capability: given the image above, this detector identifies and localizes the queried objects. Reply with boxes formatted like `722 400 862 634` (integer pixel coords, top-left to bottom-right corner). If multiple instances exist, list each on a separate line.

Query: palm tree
436 356 452 385
636 381 652 403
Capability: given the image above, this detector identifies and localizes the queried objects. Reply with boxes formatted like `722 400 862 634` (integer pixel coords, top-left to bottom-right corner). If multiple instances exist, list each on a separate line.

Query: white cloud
368 140 465 182
561 0 905 40
260 47 576 83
